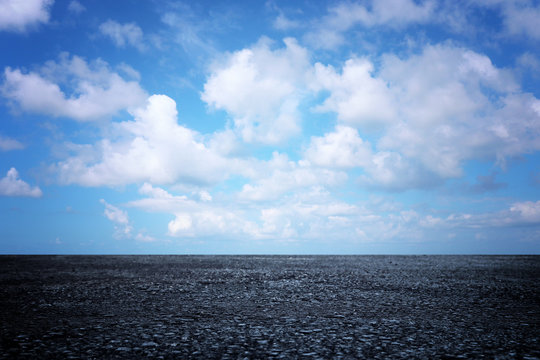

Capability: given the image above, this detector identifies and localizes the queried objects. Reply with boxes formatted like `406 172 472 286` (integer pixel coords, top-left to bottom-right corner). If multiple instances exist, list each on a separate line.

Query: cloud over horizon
1 0 539 254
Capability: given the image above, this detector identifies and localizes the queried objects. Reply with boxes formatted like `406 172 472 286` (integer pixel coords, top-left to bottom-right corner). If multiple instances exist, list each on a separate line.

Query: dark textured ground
0 255 539 359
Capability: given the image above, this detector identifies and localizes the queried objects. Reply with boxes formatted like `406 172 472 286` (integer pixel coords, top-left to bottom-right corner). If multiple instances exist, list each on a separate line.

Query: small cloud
0 0 53 32
168 214 193 236
273 13 301 30
99 20 146 51
100 199 133 238
135 232 157 242
68 0 85 14
0 167 42 197
199 190 212 202
0 135 24 151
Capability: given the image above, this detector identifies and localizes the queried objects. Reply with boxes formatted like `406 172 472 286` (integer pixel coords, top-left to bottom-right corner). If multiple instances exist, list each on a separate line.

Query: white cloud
311 59 396 129
1 54 147 121
0 0 53 32
238 152 347 201
310 44 540 190
55 95 240 187
126 175 540 244
306 0 435 49
305 126 372 168
0 135 24 151
135 233 157 242
116 63 141 81
273 13 301 30
509 201 540 224
0 167 42 197
100 199 133 239
377 45 536 177
202 37 309 144
168 214 193 236
101 199 129 226
67 0 85 14
517 52 540 73
129 183 257 238
128 182 362 241
100 198 162 242
502 2 540 40
99 20 146 51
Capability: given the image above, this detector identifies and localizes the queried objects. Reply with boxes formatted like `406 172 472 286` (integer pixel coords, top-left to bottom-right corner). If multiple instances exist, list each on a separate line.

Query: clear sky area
1 0 540 254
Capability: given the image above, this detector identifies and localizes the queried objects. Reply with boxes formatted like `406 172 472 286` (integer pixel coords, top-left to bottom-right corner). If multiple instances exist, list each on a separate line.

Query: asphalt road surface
1 255 539 359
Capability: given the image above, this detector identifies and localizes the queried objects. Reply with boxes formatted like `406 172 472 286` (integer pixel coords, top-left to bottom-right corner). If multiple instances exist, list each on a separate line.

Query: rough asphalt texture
1 255 539 359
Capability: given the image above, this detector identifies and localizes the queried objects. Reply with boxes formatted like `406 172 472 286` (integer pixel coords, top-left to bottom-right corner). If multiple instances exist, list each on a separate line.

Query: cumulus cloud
202 37 309 144
1 53 147 121
128 182 364 241
311 59 395 129
377 45 535 176
128 183 256 238
0 0 53 32
99 20 146 51
238 152 347 201
55 94 240 187
305 126 372 168
0 135 24 151
310 44 540 190
126 173 540 243
0 167 42 197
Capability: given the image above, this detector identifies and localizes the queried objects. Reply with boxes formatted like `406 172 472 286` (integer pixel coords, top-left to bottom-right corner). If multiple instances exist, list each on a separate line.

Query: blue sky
1 0 540 254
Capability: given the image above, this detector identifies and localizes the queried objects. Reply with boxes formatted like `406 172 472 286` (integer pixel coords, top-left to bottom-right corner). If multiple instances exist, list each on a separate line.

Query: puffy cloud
99 20 145 51
55 95 239 186
0 135 24 151
1 54 147 121
305 126 372 168
0 167 42 197
202 37 309 144
377 45 535 177
129 183 256 238
0 0 53 32
128 182 363 241
312 44 540 189
311 59 395 129
238 152 347 201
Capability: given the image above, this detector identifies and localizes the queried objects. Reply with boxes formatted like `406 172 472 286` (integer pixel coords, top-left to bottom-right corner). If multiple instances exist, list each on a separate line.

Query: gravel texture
1 255 539 359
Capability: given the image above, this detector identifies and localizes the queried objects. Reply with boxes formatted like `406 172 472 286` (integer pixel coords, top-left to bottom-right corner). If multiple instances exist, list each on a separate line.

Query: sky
1 0 540 254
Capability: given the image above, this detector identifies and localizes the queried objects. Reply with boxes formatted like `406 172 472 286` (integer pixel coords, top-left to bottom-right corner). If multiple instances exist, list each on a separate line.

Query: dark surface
0 255 539 359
